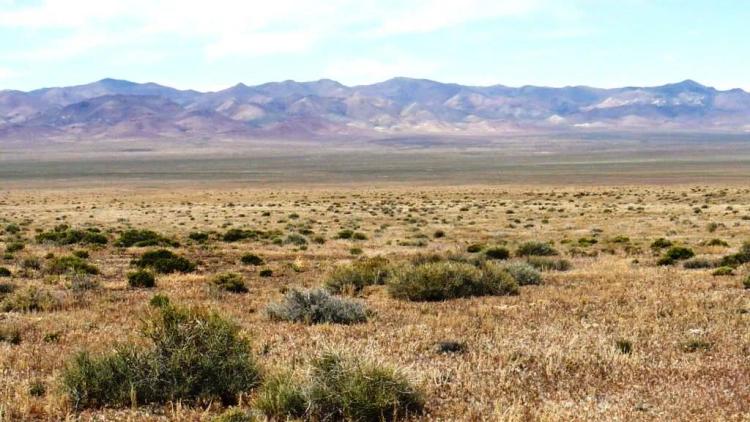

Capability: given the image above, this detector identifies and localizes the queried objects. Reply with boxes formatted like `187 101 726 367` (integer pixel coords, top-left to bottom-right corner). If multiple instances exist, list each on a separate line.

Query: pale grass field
0 184 748 421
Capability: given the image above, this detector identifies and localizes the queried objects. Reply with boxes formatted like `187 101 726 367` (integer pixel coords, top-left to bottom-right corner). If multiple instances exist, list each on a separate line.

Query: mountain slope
1 78 748 140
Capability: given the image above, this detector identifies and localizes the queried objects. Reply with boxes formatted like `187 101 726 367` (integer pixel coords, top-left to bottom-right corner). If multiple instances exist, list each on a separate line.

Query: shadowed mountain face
1 78 749 140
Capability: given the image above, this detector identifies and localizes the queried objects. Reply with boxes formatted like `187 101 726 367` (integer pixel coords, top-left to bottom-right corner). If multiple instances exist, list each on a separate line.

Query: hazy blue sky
0 0 747 91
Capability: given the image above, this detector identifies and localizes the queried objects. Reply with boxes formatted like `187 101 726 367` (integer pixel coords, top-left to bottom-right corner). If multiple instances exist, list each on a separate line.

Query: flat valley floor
0 181 748 421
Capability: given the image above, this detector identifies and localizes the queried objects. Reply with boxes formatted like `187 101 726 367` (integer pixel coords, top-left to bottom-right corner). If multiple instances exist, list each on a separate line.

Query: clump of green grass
743 275 750 289
683 258 715 269
5 242 24 253
0 325 21 345
516 241 558 257
188 232 209 243
525 256 571 271
466 244 483 253
127 270 156 288
615 339 632 354
657 246 695 266
131 249 195 274
211 272 248 293
717 241 750 268
62 300 261 409
47 255 99 275
650 238 673 250
505 262 543 285
212 408 256 422
325 256 390 294
259 269 273 277
253 371 307 419
712 266 734 276
267 288 368 324
388 261 517 301
240 253 264 266
115 229 179 248
1 286 62 312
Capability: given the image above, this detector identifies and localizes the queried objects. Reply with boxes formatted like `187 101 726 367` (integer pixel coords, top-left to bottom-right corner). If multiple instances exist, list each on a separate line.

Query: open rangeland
0 184 748 421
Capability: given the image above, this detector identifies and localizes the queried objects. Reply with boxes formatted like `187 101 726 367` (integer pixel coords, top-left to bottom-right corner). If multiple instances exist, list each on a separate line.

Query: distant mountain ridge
1 77 749 140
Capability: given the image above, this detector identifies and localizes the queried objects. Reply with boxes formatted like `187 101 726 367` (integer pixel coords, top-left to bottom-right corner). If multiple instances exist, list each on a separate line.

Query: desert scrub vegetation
240 253 264 266
525 256 572 271
131 249 196 273
62 299 261 409
1 286 62 312
256 353 424 421
324 256 391 294
47 255 99 275
483 246 510 260
657 246 695 266
127 269 156 288
36 225 108 245
388 260 517 301
115 229 179 247
267 288 368 324
516 241 558 257
211 272 248 293
504 261 543 285
0 266 10 277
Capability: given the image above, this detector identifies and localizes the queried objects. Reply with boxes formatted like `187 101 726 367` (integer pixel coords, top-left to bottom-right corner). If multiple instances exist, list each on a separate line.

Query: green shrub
663 246 695 261
0 325 21 344
62 301 261 409
526 257 571 271
435 340 467 354
615 339 632 354
650 238 673 250
4 223 20 234
0 267 10 277
36 227 107 246
222 229 262 242
48 256 99 275
267 289 368 324
284 234 308 246
683 258 715 269
212 272 248 293
388 261 517 301
466 244 483 253
505 262 542 286
433 230 445 238
306 353 424 421
682 340 711 353
115 229 178 247
484 246 510 260
706 238 729 247
253 372 307 420
259 269 273 278
127 270 156 288
325 256 390 294
132 249 195 274
240 253 264 266
352 232 368 241
188 232 209 243
717 241 750 268
1 286 62 312
516 241 558 257
5 242 24 253
743 275 750 289
336 229 354 239
712 266 734 276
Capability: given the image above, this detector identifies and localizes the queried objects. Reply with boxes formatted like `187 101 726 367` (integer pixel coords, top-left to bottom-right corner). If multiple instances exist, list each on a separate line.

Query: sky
0 0 747 92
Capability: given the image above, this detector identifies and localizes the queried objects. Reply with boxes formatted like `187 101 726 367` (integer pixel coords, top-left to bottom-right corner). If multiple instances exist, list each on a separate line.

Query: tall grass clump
388 260 517 301
62 300 261 409
267 288 368 324
325 256 390 294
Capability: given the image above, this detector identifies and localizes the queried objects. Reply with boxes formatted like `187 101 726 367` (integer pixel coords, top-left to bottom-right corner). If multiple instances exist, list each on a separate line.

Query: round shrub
325 256 390 294
466 244 483 253
526 257 571 272
267 288 368 324
240 253 264 266
132 249 195 274
712 266 734 276
683 258 714 269
505 262 542 286
743 276 750 289
127 270 155 288
516 241 558 257
388 261 517 301
484 246 510 260
211 272 248 293
0 267 10 277
664 246 695 261
48 256 99 275
259 269 273 277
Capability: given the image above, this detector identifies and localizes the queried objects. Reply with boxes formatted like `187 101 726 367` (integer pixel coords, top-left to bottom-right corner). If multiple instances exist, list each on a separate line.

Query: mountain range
1 78 749 140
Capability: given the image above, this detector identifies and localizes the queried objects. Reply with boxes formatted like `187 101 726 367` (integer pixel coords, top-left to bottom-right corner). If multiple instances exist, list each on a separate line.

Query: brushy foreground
0 184 748 421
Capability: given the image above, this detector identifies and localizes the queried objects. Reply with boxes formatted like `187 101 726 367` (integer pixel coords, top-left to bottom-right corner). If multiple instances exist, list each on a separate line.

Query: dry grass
0 184 748 420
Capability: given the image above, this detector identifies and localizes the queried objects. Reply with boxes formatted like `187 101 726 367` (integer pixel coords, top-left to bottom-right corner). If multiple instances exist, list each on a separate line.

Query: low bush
127 270 155 288
505 262 543 286
683 258 715 269
743 275 750 289
212 272 248 293
650 238 673 250
0 267 10 277
132 249 195 274
305 353 424 421
706 238 729 247
5 242 24 253
253 372 307 420
36 226 108 246
526 256 571 271
0 326 21 345
240 253 264 266
1 286 62 312
259 269 273 277
484 246 510 260
325 256 390 294
516 241 558 257
712 266 734 276
717 241 750 268
435 340 467 354
62 301 261 409
663 246 695 261
188 232 209 243
212 408 256 422
48 256 99 275
222 229 264 243
388 261 517 301
466 244 483 253
267 288 368 324
115 229 179 248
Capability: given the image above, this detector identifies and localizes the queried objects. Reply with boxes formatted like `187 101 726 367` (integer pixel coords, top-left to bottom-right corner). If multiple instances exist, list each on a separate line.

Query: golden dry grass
0 184 748 421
